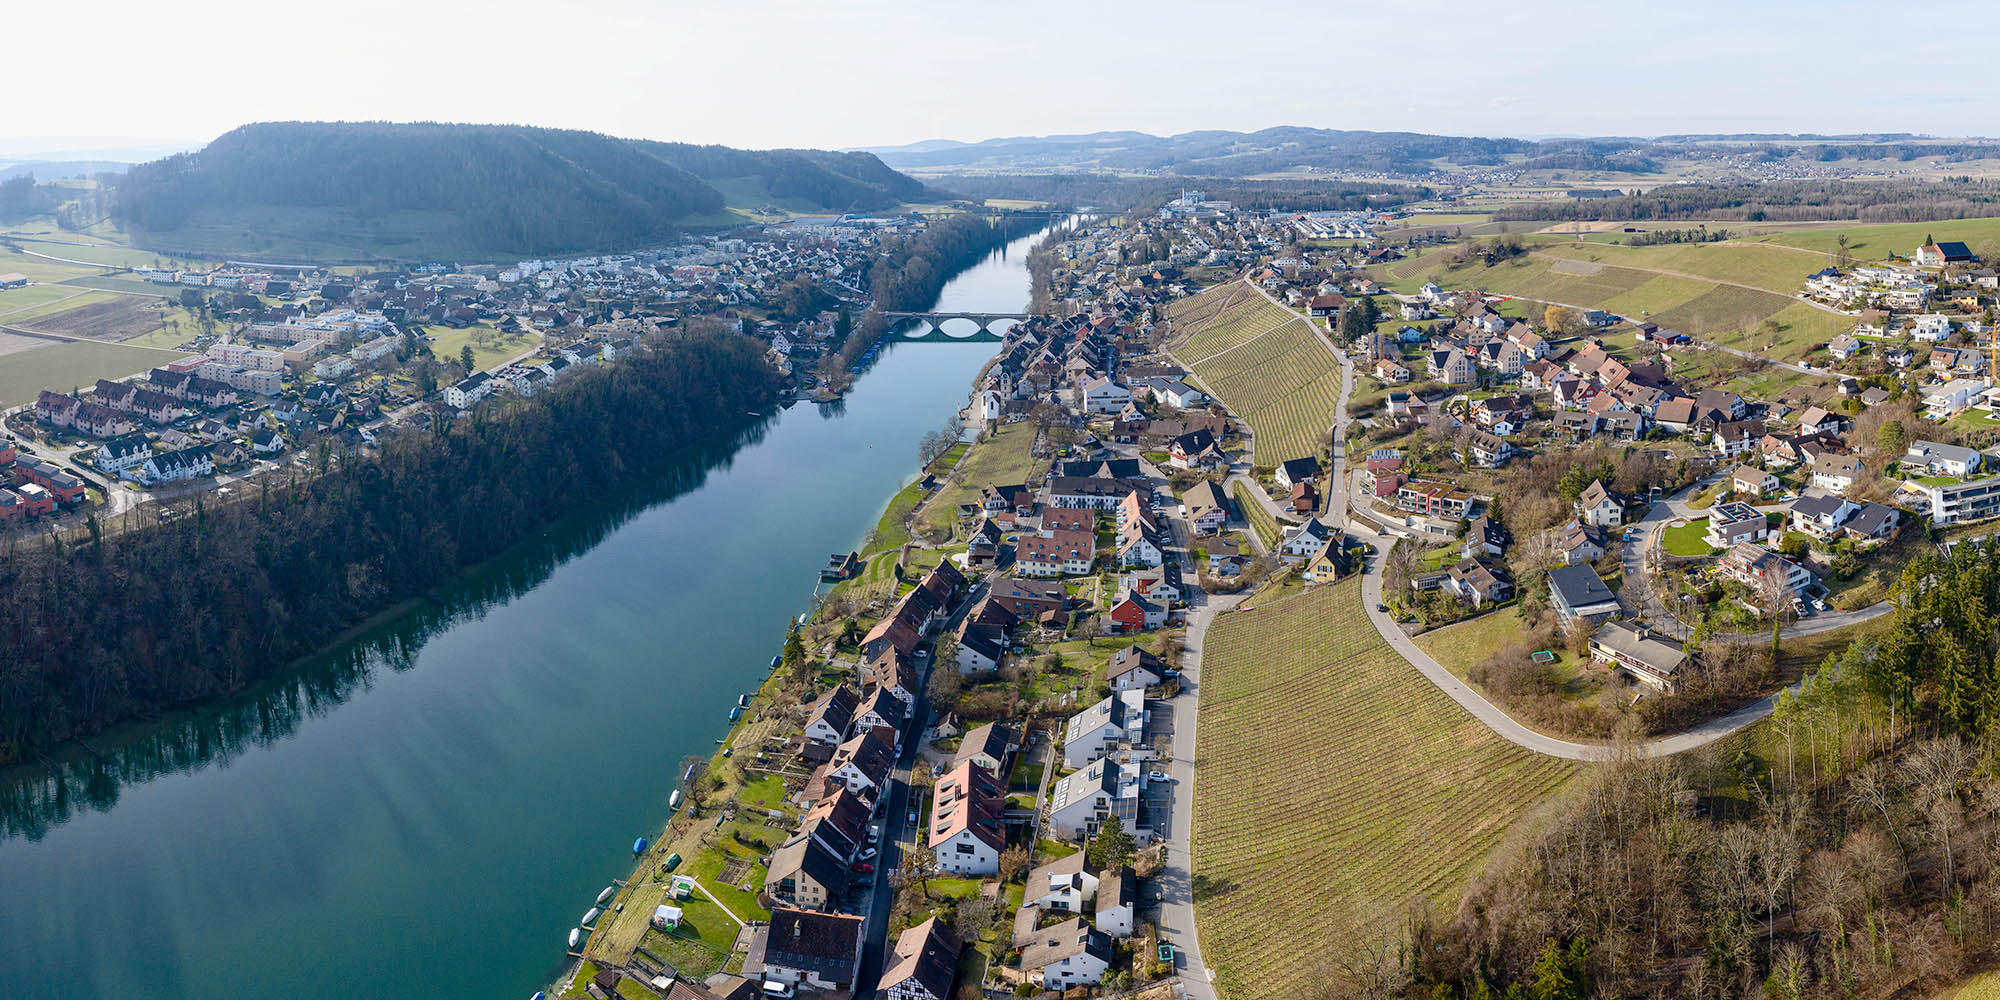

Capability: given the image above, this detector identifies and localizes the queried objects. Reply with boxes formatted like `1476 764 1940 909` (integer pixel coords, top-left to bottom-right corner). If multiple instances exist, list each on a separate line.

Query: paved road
1152 551 1238 1000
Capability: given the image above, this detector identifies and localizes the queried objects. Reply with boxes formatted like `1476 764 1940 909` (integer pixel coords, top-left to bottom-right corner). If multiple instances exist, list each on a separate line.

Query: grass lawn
1412 607 1537 679
866 478 927 554
0 284 99 320
914 423 1046 541
1193 579 1576 1000
0 340 184 409
428 323 543 372
1662 518 1718 557
1750 217 2000 259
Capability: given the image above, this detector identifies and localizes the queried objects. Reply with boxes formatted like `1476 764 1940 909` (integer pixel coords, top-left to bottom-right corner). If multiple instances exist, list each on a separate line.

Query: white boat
596 886 616 906
669 789 684 809
568 927 584 950
582 907 601 925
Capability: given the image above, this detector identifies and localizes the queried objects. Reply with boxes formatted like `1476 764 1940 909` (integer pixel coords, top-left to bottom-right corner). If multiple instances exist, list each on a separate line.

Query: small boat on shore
582 907 601 926
669 789 683 810
769 655 781 668
632 837 648 856
568 928 584 950
684 762 698 781
596 886 616 906
737 694 750 707
728 705 742 721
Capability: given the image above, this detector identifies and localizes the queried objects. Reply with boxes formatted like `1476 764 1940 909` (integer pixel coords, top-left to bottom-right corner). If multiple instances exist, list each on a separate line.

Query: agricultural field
0 284 101 321
1536 240 1827 297
0 340 180 408
1745 216 2000 258
1192 580 1577 999
1181 316 1340 465
10 295 166 341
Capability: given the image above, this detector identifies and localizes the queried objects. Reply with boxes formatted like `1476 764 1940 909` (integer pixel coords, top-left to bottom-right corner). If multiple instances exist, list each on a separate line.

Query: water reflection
0 416 773 843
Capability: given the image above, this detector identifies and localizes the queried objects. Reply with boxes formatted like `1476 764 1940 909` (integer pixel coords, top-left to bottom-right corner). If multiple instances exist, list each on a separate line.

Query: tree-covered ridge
111 122 930 257
636 140 926 211
0 327 777 765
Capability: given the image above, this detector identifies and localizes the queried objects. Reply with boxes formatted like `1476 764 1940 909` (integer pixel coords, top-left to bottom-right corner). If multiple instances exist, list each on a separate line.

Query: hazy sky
5 0 1993 158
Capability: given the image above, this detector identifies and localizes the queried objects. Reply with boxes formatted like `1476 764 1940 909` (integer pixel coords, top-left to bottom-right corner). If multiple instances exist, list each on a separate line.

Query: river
0 223 1054 1000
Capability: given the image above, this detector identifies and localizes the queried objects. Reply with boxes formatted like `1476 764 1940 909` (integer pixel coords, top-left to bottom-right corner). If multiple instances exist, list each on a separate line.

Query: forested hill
0 326 778 764
111 122 930 260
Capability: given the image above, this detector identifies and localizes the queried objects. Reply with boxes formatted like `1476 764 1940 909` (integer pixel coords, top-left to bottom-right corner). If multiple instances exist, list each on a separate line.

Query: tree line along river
0 223 1056 1000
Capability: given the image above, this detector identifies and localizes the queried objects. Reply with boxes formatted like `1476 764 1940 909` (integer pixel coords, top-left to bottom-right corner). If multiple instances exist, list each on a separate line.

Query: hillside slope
112 122 927 261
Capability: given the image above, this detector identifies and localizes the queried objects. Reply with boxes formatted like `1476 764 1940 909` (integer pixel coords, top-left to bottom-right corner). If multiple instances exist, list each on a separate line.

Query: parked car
852 862 874 874
1147 771 1170 782
859 847 878 861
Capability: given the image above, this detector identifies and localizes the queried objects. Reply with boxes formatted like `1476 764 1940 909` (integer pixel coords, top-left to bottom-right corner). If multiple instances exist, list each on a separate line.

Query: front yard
1660 518 1717 558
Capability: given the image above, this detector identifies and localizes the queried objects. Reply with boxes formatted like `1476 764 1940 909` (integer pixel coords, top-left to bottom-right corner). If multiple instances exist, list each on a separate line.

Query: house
1047 755 1142 840
1903 440 1981 478
955 621 1007 675
1017 529 1096 578
1022 917 1114 990
1796 406 1846 437
821 727 897 801
1094 868 1138 938
1809 453 1867 496
756 908 864 991
929 761 1005 876
1925 378 1986 419
1063 690 1145 769
1275 456 1320 491
1590 619 1689 693
1719 541 1814 597
1375 357 1412 383
1079 376 1134 415
1576 480 1625 528
1167 429 1226 470
1462 514 1509 559
1107 590 1165 632
955 723 1016 774
1915 240 1975 267
140 446 213 484
1303 537 1349 584
1445 557 1513 608
1712 420 1765 459
1025 851 1099 914
1461 429 1515 468
1278 517 1339 565
802 686 860 751
854 685 905 738
1828 335 1863 361
1790 494 1860 537
1554 519 1607 566
1181 479 1230 535
798 787 871 863
1706 501 1770 548
1844 501 1901 540
1548 564 1621 625
989 577 1069 620
764 835 848 911
95 433 152 474
879 917 962 1000
1733 466 1778 498
1106 645 1165 691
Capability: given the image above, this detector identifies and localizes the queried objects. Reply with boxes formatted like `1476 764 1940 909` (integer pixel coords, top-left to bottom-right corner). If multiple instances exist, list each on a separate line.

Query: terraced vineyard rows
1192 580 1577 1000
1168 282 1295 361
1187 317 1340 464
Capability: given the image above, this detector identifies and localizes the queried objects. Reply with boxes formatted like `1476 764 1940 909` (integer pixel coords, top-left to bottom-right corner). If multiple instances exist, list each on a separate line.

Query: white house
1095 869 1137 938
1023 852 1099 914
928 761 1004 876
1079 377 1133 415
140 446 213 484
1062 690 1145 769
1022 918 1113 990
1046 756 1142 841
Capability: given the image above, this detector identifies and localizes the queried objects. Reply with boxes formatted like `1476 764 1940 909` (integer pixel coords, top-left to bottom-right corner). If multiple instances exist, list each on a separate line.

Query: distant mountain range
110 122 930 260
856 127 2000 177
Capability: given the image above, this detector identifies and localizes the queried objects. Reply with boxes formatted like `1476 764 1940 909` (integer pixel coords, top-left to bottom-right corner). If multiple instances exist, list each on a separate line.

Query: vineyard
1185 316 1341 465
1167 281 1297 362
1191 580 1577 999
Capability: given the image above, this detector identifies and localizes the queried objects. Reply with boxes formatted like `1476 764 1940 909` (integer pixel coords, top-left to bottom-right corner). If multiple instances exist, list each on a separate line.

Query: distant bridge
882 311 1034 335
